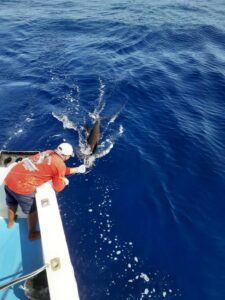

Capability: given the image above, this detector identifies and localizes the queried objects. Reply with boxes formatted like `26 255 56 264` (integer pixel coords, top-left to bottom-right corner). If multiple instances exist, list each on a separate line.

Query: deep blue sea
1 0 225 299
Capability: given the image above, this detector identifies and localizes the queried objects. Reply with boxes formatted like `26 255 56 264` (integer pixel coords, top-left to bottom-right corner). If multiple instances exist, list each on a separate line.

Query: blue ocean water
1 0 225 299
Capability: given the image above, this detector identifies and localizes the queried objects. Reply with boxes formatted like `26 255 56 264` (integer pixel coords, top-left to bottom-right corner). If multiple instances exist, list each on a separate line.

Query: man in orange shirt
4 143 86 240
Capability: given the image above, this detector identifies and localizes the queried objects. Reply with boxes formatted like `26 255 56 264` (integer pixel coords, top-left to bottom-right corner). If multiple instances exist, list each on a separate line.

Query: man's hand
64 178 69 186
76 165 86 174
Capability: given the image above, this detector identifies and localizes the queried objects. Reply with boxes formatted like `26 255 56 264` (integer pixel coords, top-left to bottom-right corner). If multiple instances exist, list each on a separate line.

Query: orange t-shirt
5 150 71 194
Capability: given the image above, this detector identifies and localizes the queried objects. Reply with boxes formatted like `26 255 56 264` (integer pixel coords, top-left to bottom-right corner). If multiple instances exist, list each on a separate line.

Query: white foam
88 112 97 120
144 288 149 295
119 124 124 135
140 273 150 282
84 155 95 168
94 141 114 159
25 117 33 123
52 112 78 130
15 128 23 135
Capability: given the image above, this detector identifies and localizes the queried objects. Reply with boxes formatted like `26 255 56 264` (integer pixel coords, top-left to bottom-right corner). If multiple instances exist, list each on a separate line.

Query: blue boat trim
0 218 43 300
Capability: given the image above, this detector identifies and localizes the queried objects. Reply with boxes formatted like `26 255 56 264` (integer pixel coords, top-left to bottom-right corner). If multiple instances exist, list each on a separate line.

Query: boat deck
0 218 43 300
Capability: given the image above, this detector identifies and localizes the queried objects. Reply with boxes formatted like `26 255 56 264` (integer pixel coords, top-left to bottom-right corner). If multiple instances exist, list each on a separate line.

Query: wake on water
52 79 124 170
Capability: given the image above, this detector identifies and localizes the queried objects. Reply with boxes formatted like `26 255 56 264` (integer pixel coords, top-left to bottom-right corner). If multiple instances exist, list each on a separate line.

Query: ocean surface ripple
0 0 225 299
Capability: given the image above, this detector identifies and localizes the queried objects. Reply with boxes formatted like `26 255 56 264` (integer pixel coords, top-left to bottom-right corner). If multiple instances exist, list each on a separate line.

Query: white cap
57 143 74 157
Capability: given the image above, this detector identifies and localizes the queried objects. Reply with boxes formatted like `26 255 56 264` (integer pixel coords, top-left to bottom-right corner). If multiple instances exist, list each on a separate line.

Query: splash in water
52 79 124 169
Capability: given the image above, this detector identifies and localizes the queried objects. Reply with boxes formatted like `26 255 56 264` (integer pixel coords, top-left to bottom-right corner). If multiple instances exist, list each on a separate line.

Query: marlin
86 118 100 154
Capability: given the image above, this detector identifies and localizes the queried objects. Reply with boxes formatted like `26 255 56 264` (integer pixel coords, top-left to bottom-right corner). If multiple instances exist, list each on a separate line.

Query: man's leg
7 205 18 228
5 186 18 228
27 210 40 240
15 191 40 241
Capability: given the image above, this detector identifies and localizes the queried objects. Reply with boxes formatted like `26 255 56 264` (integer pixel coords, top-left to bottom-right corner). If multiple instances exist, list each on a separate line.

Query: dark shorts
4 185 36 214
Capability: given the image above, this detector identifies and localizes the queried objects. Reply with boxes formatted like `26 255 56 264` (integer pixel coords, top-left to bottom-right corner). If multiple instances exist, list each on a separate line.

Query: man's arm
52 176 66 192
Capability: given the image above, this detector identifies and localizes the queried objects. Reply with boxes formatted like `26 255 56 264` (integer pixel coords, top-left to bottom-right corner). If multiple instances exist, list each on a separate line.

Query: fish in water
86 118 100 154
74 118 101 167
